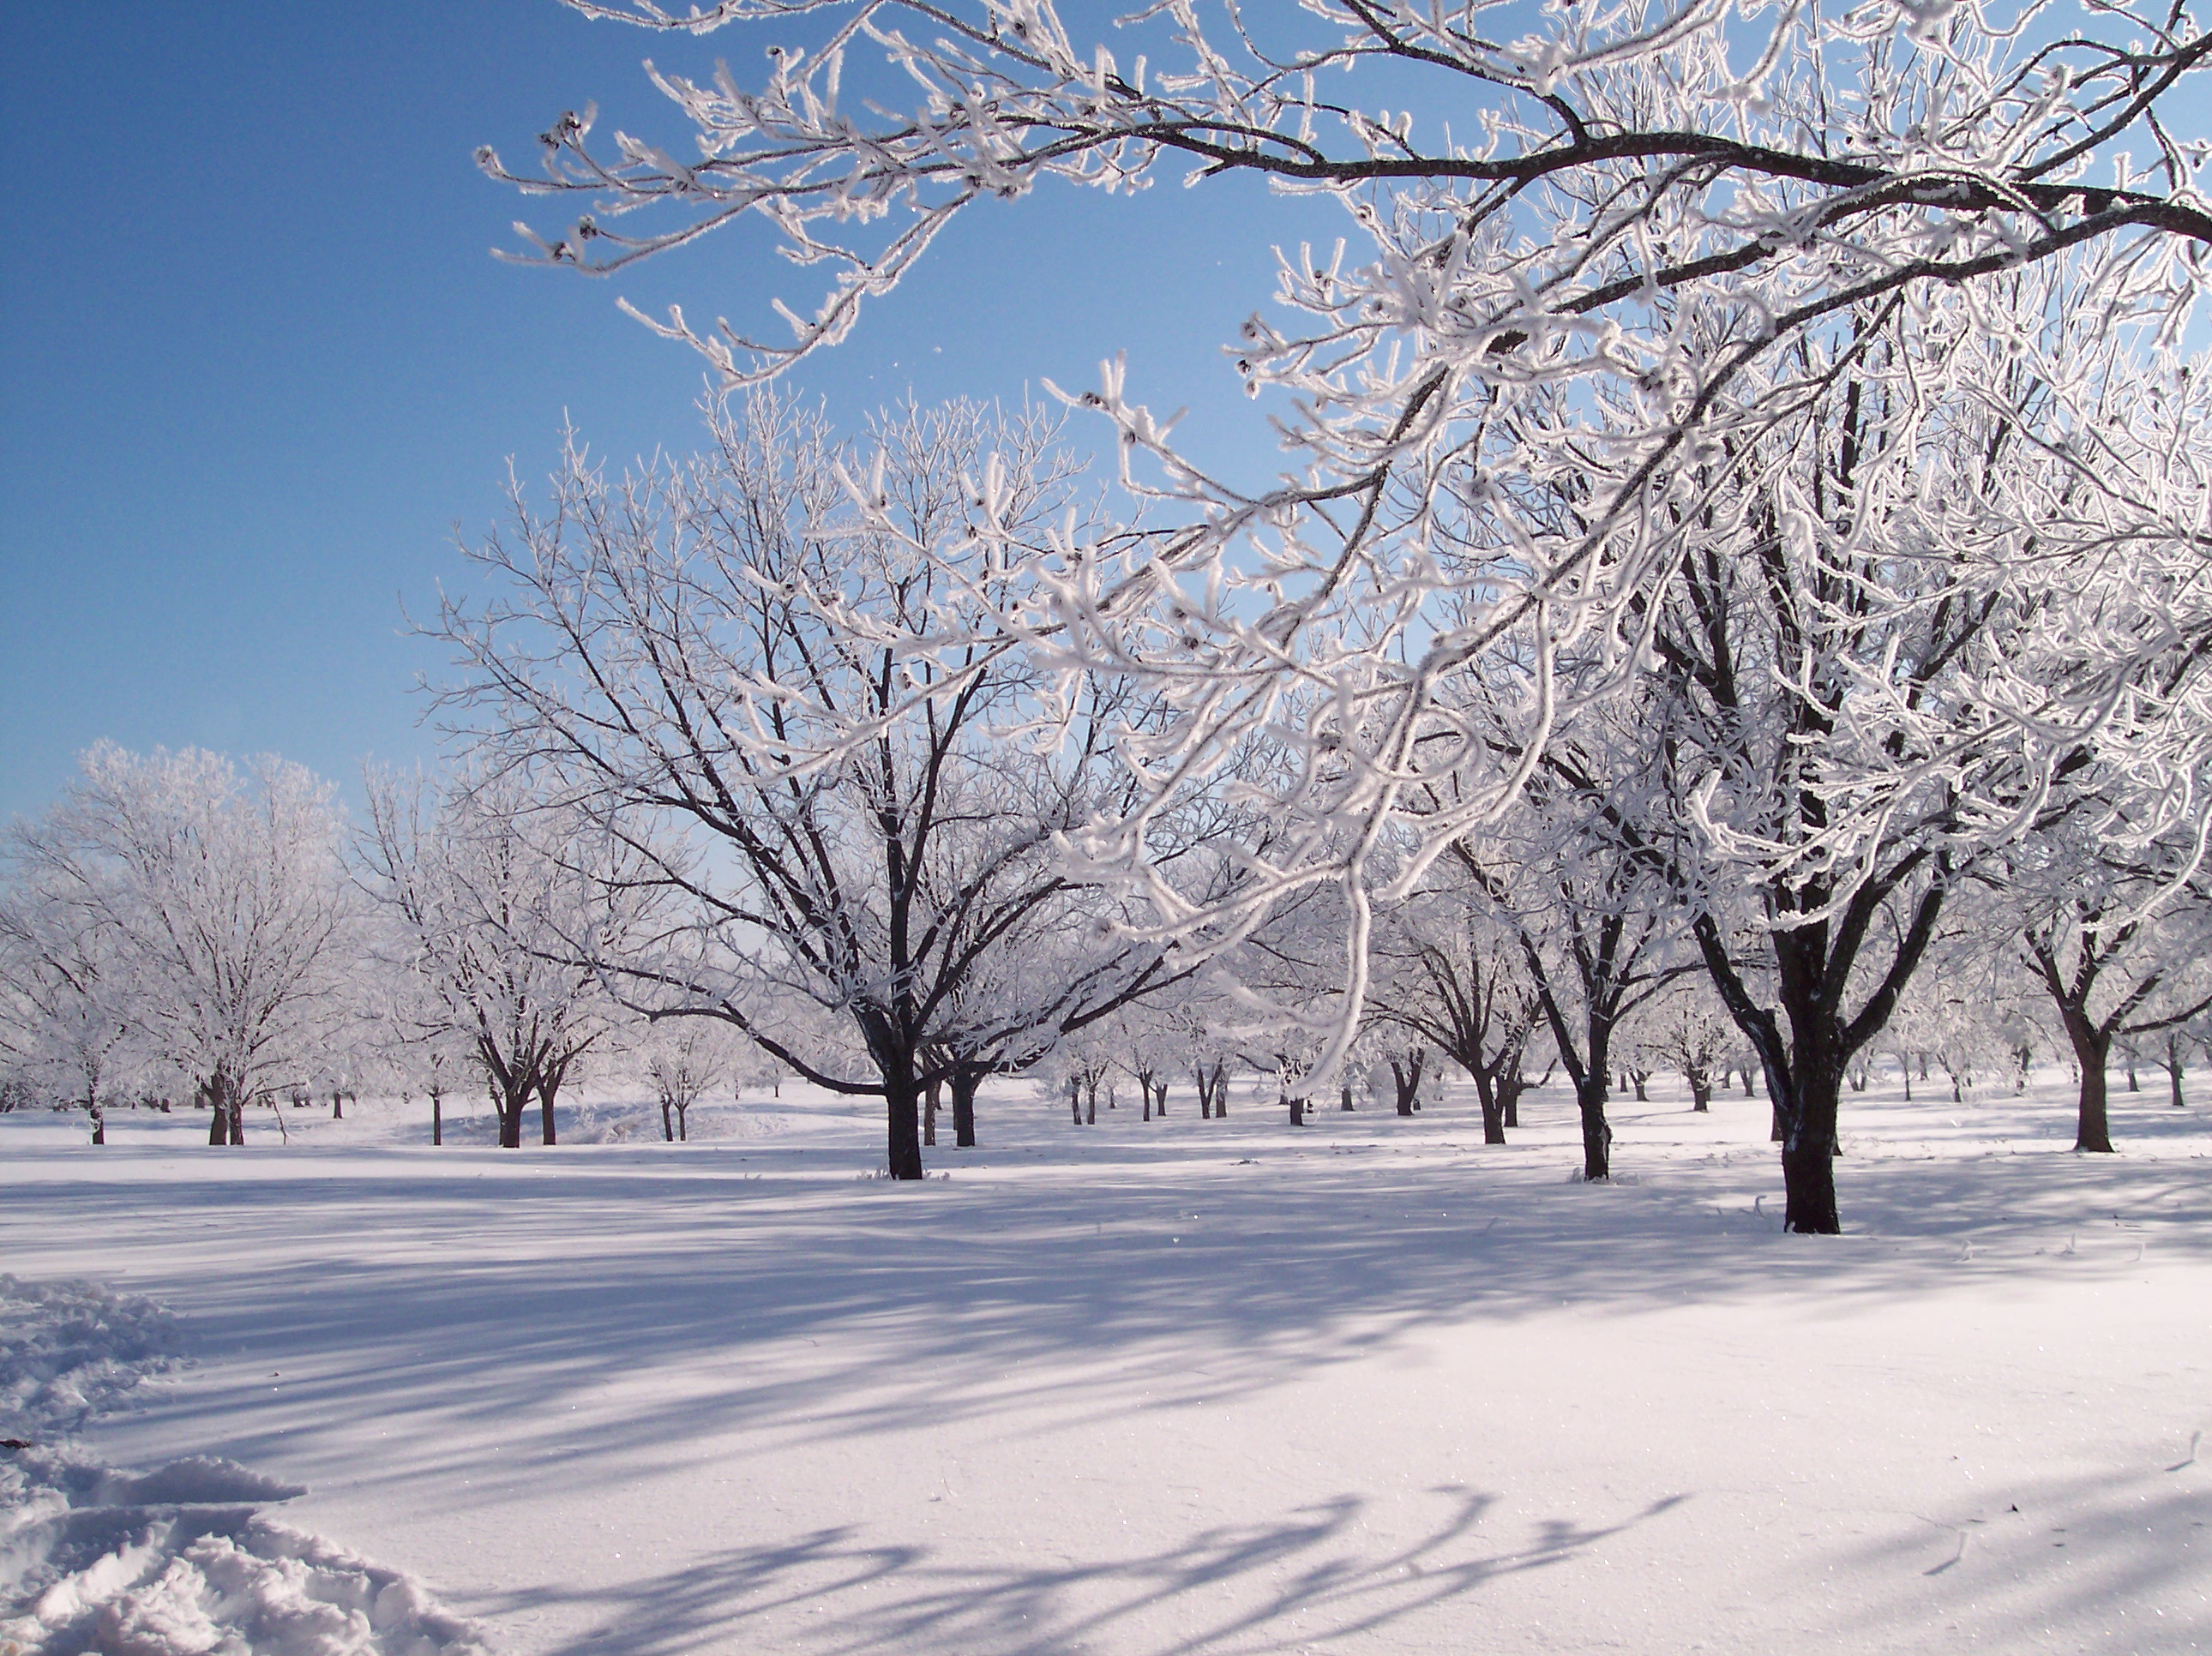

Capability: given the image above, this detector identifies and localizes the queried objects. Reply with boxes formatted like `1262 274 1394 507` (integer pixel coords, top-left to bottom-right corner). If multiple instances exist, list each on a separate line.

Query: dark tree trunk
90 1098 105 1146
1742 1067 1758 1096
540 1088 558 1146
1340 1083 1354 1112
1471 1072 1506 1145
1687 1069 1711 1112
951 1069 979 1147
201 1075 237 1145
661 1097 676 1141
1495 1069 1534 1140
1285 1090 1305 1126
923 1078 939 1148
2166 1033 2186 1109
1391 1049 1425 1115
676 1101 689 1141
1781 1136 1838 1233
1071 1077 1083 1125
2061 1016 2115 1153
1141 1080 1151 1121
430 1087 444 1147
1629 1069 1649 1102
1575 1074 1612 1181
488 1067 528 1149
886 1074 923 1179
1770 1099 1785 1143
1085 1077 1097 1125
2125 1056 2140 1091
1767 1055 1843 1233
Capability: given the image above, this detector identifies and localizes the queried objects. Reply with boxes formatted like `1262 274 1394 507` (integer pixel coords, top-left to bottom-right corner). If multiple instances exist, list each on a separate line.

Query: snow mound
0 1277 488 1656
0 1274 180 1443
100 1458 308 1508
7 1511 491 1656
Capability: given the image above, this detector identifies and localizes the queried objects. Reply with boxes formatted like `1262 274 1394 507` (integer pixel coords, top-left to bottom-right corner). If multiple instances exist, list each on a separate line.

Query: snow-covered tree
1108 1004 1181 1121
1376 883 1541 1143
480 1 2212 1234
358 766 652 1149
4 745 353 1144
1617 975 1735 1114
1983 791 2212 1149
357 897 477 1145
483 0 2212 935
1440 755 1692 1181
432 393 1210 1176
642 1017 737 1141
1156 989 1236 1120
0 865 136 1143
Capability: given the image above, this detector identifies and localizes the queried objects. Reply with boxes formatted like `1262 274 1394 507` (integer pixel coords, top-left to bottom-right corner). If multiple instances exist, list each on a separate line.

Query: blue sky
0 3 1322 821
9 7 2206 825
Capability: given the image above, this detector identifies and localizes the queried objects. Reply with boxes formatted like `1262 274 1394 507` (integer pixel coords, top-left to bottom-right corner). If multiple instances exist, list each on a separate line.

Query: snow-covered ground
0 1271 490 1656
3 1069 2206 1654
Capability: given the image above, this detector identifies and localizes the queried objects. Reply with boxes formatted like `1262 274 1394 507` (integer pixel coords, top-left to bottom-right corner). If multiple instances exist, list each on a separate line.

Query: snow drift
0 1275 488 1656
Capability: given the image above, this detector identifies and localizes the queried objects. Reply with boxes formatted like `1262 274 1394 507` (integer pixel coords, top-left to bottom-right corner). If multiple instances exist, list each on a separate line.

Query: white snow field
2 1071 2206 1655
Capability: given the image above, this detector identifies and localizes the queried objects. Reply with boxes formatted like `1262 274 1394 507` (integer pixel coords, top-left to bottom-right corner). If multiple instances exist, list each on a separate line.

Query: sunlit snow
3 1071 2206 1653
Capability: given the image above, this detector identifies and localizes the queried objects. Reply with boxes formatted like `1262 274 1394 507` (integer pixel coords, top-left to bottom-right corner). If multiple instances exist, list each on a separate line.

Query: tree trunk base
1781 1143 1840 1233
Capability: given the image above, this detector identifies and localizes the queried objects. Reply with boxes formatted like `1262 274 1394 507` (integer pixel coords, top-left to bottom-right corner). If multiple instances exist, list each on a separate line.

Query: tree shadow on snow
475 1485 1686 1656
18 1124 2212 1503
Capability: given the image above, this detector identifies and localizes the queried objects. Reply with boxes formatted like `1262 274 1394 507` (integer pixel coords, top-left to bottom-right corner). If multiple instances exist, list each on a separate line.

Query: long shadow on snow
473 1484 1687 1656
15 1129 2209 1506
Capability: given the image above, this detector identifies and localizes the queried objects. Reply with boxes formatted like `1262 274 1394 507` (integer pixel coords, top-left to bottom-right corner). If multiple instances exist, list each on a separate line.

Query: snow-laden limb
490 0 2212 393
0 1275 487 1656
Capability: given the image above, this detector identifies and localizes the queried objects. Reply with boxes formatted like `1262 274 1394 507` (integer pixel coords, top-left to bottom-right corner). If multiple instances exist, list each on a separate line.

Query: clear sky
0 3 1327 822
11 8 2204 827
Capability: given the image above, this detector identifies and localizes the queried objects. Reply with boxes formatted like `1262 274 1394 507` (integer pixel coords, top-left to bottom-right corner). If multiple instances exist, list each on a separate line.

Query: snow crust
0 1276 487 1656
3 1073 2209 1653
